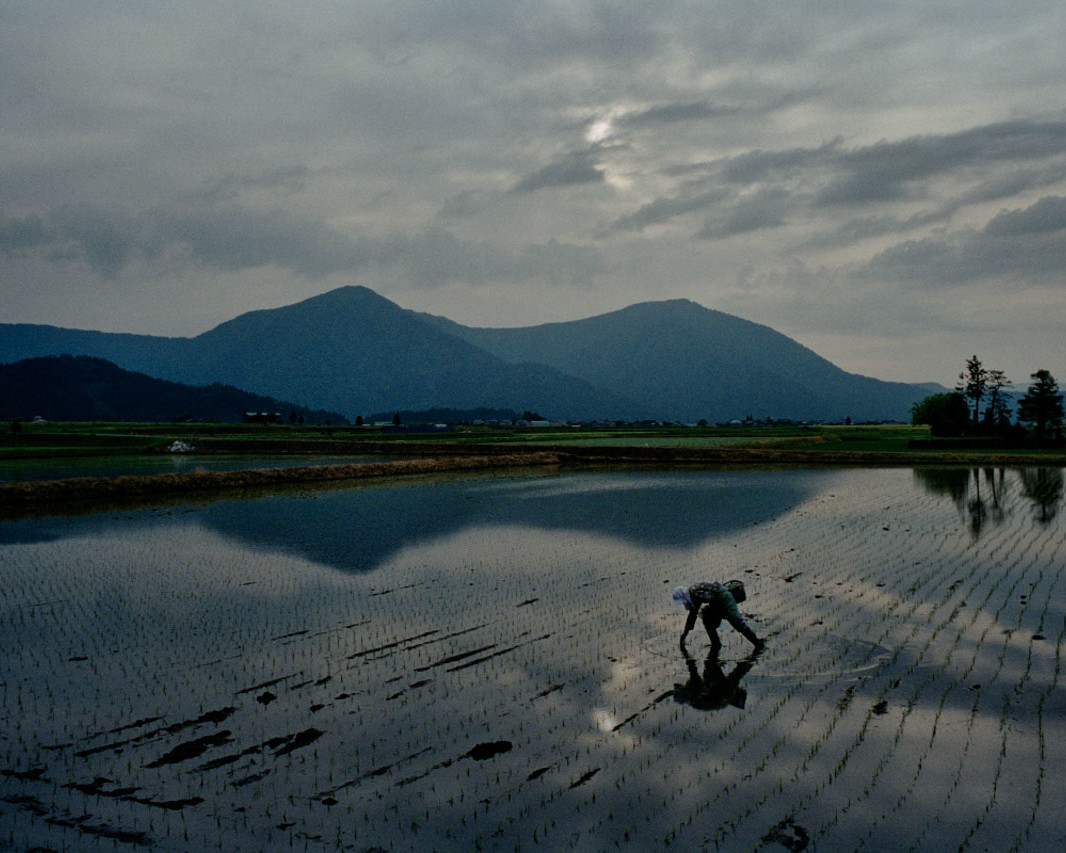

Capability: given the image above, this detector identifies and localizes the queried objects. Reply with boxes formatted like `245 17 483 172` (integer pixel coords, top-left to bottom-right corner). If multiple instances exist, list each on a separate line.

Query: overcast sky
2 1 1065 386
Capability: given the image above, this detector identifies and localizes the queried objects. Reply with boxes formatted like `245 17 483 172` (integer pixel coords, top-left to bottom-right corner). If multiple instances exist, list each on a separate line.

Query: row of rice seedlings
712 479 1036 844
10 486 673 844
4 468 1063 850
1003 601 1065 853
802 484 1062 849
159 479 942 844
962 535 1066 853
673 483 948 846
296 528 635 848
808 549 1016 840
471 509 818 848
719 574 956 843
847 590 1027 846
878 575 1044 831
91 475 1057 848
1 519 391 849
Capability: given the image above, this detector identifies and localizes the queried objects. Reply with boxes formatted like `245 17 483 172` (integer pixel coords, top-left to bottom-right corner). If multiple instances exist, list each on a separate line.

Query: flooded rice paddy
1 466 1063 851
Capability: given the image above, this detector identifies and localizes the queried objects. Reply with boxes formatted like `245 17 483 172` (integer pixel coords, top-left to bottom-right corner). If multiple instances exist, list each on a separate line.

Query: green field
0 419 1016 458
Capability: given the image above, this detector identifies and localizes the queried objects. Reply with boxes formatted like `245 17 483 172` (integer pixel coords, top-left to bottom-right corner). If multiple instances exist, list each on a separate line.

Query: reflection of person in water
674 649 756 711
673 580 765 651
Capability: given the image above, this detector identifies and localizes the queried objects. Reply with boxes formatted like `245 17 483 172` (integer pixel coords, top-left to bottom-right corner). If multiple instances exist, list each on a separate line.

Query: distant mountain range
0 355 346 424
0 286 933 422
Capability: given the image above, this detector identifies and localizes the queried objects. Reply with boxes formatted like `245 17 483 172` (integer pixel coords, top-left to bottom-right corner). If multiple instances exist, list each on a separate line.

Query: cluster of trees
912 355 1064 440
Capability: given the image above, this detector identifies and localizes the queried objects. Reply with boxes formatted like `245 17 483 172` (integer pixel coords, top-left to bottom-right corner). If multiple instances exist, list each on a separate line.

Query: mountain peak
198 285 401 340
300 285 388 307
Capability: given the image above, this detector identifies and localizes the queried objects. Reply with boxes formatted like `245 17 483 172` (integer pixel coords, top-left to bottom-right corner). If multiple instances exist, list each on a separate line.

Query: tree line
912 356 1064 441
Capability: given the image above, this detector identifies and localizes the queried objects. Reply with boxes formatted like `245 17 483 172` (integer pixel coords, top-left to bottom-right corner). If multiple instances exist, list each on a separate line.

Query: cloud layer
2 1 1065 385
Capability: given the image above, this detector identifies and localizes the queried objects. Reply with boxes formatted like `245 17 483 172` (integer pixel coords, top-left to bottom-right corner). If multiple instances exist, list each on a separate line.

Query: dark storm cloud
816 120 1066 205
957 164 1066 205
0 202 606 288
616 100 740 128
195 166 314 202
608 119 1066 243
604 142 843 236
715 120 1066 205
0 213 50 253
698 188 790 239
155 206 361 277
863 232 1066 286
807 167 1066 251
513 149 606 194
802 207 956 249
719 139 845 184
0 205 138 279
0 204 365 280
982 195 1066 236
861 196 1066 285
606 189 733 234
614 89 815 132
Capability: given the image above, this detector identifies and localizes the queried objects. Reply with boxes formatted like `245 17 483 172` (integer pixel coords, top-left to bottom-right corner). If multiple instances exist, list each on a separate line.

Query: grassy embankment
1 420 1064 516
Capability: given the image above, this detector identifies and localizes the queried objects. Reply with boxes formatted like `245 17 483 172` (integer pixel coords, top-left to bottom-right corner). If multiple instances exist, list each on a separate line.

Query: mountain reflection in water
199 470 830 573
4 467 1063 569
0 470 831 572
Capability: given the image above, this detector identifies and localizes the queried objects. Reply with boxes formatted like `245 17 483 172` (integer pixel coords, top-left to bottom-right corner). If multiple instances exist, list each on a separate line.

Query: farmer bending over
673 580 764 651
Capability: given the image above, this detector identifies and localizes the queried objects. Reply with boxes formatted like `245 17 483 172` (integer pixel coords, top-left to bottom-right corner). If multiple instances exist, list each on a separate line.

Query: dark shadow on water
0 470 834 573
673 647 759 712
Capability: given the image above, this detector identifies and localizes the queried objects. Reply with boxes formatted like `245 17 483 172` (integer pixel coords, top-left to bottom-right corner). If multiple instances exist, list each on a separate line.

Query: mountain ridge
0 285 931 422
414 294 927 421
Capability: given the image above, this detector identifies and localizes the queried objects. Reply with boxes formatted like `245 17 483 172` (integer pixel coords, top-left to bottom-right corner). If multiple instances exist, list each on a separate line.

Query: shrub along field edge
0 452 563 517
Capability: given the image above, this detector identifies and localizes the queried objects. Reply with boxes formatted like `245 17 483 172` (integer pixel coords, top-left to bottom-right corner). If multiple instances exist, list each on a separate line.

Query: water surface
1 467 1062 851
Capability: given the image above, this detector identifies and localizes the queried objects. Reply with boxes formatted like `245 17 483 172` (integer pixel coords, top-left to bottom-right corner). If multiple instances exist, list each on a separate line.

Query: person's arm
680 606 698 644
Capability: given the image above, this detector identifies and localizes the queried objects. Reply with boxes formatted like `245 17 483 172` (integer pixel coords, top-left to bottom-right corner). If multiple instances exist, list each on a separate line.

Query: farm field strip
0 466 1063 850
